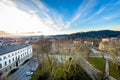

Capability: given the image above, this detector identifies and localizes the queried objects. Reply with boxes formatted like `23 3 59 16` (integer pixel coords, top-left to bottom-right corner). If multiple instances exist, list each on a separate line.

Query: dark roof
0 43 30 55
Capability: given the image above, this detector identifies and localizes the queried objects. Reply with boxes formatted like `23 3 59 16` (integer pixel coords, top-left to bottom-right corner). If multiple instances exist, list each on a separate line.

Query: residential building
84 41 94 47
101 38 110 42
0 43 32 77
99 37 120 51
73 38 82 44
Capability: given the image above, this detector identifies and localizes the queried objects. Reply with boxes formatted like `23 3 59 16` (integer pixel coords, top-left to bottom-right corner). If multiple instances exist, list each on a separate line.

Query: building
110 37 119 41
84 41 93 46
99 37 120 51
0 43 32 77
101 38 110 42
99 42 106 51
101 37 120 42
73 38 82 44
51 39 75 54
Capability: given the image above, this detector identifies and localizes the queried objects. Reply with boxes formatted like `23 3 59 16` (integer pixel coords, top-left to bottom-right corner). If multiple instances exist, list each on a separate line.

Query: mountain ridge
0 30 120 38
51 30 120 38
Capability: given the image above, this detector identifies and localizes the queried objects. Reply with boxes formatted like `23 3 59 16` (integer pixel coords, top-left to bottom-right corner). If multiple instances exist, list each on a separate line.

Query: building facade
0 43 32 77
101 38 110 42
50 39 76 54
99 37 120 51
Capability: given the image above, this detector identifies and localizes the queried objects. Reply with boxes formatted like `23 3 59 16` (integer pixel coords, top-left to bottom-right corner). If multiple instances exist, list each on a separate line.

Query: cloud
72 0 96 22
32 0 49 12
32 0 69 31
72 0 120 27
0 0 71 35
31 0 97 31
103 14 120 21
0 0 119 35
96 7 106 15
78 5 108 23
64 0 97 27
0 0 53 35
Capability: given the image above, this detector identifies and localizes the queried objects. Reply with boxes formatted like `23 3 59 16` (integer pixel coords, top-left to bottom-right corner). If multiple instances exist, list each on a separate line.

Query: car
33 59 38 62
30 67 36 72
26 71 33 76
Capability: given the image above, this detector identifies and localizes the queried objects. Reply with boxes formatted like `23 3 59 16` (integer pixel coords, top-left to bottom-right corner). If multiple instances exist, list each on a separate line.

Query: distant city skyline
0 0 120 35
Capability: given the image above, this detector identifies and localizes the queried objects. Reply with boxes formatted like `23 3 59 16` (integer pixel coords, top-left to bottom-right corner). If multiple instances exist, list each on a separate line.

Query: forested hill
52 30 120 38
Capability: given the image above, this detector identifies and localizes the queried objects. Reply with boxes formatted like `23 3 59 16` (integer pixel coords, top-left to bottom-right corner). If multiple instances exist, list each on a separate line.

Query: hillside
51 30 120 38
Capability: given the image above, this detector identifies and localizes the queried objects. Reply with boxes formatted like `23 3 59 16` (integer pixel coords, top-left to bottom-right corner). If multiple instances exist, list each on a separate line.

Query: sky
0 0 120 35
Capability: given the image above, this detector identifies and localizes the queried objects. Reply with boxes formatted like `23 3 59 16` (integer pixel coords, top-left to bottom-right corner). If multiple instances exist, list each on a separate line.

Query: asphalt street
8 59 38 80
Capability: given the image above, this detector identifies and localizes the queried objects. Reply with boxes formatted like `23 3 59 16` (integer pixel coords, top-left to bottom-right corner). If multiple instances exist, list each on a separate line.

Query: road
91 48 112 59
8 59 38 80
91 48 102 54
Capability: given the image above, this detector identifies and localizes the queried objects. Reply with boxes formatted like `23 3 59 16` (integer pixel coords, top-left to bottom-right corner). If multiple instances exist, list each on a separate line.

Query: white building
0 43 32 77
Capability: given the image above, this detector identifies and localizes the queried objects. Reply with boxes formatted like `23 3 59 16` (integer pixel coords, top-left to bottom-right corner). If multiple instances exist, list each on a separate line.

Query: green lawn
87 57 105 72
109 62 120 80
87 57 120 80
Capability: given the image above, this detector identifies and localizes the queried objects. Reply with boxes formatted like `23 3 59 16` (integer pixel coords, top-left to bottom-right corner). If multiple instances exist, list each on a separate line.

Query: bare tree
75 42 90 58
38 39 53 78
103 40 120 78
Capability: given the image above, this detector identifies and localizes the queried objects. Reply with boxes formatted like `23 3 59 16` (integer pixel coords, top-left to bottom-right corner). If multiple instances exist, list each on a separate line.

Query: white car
26 71 33 76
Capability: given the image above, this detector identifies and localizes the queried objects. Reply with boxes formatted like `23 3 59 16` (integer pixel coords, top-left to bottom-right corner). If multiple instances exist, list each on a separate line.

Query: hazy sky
0 0 120 35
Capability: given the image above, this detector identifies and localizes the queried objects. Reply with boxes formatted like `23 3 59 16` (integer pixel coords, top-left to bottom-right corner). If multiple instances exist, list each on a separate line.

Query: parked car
26 71 33 76
33 59 38 62
30 67 36 72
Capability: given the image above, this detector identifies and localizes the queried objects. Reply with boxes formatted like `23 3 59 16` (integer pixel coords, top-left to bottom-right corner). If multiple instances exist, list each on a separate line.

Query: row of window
0 49 32 61
4 57 16 66
0 58 14 69
0 63 16 73
0 53 31 69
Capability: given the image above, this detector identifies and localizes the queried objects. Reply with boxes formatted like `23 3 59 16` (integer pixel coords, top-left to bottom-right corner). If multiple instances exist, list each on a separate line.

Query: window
0 64 2 69
10 66 12 69
12 58 14 61
8 55 10 57
4 61 7 66
16 57 17 60
12 53 14 56
9 59 11 63
4 56 6 59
